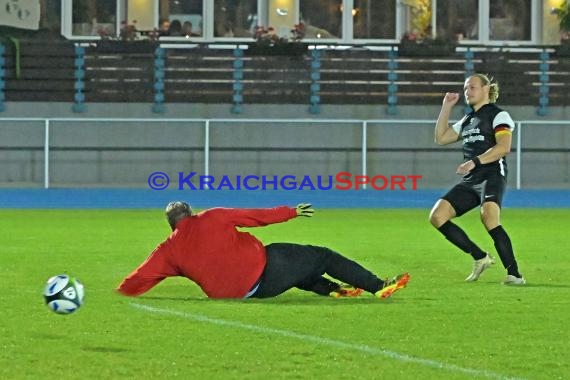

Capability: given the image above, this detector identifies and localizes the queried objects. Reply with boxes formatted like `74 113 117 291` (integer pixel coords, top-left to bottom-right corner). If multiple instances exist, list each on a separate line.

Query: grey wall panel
1 104 569 189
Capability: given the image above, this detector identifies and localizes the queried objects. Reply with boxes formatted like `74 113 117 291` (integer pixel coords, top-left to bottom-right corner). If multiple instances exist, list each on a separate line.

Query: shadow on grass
81 346 132 353
505 283 570 288
34 333 65 340
138 294 406 306
469 281 570 289
139 295 204 302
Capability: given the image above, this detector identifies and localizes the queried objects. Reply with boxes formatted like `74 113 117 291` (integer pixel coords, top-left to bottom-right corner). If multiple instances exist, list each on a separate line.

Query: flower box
246 43 308 57
398 42 456 57
556 43 570 58
95 40 158 54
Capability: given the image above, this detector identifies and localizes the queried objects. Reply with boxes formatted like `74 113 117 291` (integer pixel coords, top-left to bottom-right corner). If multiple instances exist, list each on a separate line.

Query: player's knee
480 209 500 230
429 199 455 228
429 209 447 228
481 215 499 230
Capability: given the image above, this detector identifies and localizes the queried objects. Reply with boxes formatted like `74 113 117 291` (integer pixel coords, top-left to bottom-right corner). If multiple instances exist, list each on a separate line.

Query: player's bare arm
435 92 460 145
456 131 513 175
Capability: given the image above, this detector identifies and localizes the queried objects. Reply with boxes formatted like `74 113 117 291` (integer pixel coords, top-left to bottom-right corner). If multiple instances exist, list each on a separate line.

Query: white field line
131 303 526 380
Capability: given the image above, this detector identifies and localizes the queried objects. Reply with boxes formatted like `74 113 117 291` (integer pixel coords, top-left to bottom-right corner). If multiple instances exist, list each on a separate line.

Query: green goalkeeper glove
296 203 314 217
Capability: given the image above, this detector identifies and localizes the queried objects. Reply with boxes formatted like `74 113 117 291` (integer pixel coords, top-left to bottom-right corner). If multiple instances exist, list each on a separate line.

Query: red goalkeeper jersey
117 206 297 298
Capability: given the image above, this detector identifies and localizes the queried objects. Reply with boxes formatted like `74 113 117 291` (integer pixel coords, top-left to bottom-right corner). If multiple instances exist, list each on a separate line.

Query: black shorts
250 243 383 298
442 168 507 217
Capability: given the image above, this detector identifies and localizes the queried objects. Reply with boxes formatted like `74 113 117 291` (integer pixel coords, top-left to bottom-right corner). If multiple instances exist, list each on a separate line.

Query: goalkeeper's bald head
165 201 192 230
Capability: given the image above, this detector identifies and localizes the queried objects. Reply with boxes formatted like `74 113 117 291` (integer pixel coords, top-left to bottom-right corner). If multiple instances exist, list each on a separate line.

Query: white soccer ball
43 275 85 314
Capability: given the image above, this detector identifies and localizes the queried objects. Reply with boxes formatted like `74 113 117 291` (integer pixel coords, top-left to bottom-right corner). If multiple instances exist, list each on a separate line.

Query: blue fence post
309 48 321 114
0 44 5 112
72 45 86 113
464 47 474 77
537 49 550 117
464 47 475 114
152 47 166 114
386 46 398 115
231 47 244 114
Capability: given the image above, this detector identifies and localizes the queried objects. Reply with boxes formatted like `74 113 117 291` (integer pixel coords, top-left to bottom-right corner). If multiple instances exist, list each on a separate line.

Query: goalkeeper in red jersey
117 201 409 299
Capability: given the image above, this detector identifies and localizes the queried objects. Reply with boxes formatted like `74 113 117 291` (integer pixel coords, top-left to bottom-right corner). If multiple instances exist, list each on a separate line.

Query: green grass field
1 208 569 380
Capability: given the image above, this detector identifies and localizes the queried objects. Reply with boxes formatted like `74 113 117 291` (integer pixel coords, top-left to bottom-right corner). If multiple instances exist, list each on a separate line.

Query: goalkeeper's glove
296 203 314 217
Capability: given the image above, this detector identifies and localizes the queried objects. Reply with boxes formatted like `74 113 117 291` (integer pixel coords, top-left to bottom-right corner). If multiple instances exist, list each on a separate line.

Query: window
41 0 62 34
57 0 541 43
300 0 342 39
159 0 203 37
489 0 531 41
436 0 479 41
401 0 432 39
71 0 116 37
353 0 396 39
213 0 258 38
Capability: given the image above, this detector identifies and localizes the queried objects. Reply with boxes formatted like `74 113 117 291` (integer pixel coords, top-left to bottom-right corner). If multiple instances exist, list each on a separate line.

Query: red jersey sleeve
206 206 297 228
116 243 178 297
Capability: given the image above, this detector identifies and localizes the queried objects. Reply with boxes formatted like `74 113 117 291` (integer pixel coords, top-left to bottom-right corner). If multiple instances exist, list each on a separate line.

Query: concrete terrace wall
1 103 569 189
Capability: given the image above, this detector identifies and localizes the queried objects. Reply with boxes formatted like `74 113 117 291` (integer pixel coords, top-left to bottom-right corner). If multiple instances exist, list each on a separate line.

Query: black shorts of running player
442 167 507 217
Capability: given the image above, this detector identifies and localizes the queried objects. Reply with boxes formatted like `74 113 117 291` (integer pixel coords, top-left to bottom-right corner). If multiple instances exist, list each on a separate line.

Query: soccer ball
43 274 85 314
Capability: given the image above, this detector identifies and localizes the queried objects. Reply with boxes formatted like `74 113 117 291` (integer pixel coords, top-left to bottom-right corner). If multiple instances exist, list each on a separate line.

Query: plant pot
398 43 456 57
246 43 308 57
95 40 158 54
556 43 570 57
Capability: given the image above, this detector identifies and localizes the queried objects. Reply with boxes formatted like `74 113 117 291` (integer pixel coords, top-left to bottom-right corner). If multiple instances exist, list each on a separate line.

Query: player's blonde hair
470 73 500 103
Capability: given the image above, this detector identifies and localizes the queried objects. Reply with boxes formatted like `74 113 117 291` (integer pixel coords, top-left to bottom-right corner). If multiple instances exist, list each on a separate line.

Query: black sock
316 247 385 293
488 225 521 277
438 221 487 260
297 277 341 296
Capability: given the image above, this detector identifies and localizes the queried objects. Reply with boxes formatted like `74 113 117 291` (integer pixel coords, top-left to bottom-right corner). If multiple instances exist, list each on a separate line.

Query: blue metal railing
0 43 5 112
309 49 321 114
231 48 244 114
537 49 550 117
153 47 166 114
72 45 86 113
387 47 398 115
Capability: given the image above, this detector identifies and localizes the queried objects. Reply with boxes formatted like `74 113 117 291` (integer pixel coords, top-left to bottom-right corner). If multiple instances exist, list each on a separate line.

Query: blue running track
0 189 568 209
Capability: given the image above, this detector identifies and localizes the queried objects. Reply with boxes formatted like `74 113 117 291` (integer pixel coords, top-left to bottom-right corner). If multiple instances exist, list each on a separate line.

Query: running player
429 73 525 285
